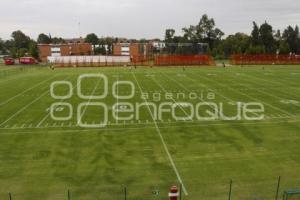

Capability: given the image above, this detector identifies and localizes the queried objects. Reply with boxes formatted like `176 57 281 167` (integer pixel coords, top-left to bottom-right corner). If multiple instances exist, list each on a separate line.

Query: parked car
4 57 15 65
19 57 38 64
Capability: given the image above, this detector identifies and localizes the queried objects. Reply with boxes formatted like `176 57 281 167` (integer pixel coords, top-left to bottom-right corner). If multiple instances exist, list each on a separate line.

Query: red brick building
38 43 92 62
113 43 153 58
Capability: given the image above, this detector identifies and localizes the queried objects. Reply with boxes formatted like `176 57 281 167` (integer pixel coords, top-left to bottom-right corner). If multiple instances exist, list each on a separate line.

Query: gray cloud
0 0 300 40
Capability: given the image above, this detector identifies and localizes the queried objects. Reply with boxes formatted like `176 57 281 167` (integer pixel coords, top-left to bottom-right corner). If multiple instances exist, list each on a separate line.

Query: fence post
124 186 127 200
67 189 71 200
228 179 233 200
275 176 281 200
8 192 12 200
179 184 182 200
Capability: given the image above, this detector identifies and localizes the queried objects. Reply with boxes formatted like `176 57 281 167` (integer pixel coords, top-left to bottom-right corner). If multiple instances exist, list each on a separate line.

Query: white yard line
77 80 101 125
161 72 228 115
0 89 50 127
36 79 77 127
232 73 300 106
131 71 188 196
0 70 47 86
0 74 59 107
150 76 192 120
192 73 294 117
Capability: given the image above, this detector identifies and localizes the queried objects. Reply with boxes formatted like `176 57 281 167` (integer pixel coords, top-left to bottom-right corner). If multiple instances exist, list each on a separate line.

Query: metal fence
230 54 300 65
1 176 299 200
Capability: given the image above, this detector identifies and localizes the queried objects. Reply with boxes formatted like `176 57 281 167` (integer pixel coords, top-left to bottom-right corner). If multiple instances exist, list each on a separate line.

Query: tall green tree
251 22 260 46
0 38 5 54
51 37 65 44
85 33 99 54
181 14 224 50
29 40 39 58
259 22 276 53
221 33 250 57
37 33 51 44
164 29 175 43
11 30 30 49
282 25 300 53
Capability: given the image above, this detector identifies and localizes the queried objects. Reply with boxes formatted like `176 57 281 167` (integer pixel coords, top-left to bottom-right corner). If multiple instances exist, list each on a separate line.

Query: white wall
47 55 131 64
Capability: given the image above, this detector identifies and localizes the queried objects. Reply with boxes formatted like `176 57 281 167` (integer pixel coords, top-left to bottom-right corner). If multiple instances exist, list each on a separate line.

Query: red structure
19 57 38 65
154 55 215 66
231 54 300 65
4 58 15 65
168 186 179 200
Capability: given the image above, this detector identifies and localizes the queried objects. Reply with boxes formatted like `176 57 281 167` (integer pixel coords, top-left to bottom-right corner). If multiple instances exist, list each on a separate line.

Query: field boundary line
1 118 299 133
2 114 299 130
132 71 188 195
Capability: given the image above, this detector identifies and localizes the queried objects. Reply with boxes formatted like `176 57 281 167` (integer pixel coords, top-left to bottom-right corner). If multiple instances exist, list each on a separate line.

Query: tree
0 38 5 54
251 22 260 46
181 14 224 50
10 30 31 58
29 40 39 58
11 30 30 49
165 29 175 43
37 33 51 44
85 33 99 54
282 25 300 53
51 37 65 44
259 21 276 53
221 33 250 57
279 40 290 54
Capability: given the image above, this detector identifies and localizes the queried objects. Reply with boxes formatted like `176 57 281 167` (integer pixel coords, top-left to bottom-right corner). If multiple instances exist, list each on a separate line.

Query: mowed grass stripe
187 71 295 116
0 74 59 107
239 72 300 98
0 75 70 127
0 66 299 200
132 71 189 195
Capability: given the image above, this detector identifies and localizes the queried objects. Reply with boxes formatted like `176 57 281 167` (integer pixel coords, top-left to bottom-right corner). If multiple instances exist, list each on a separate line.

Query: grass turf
0 64 299 200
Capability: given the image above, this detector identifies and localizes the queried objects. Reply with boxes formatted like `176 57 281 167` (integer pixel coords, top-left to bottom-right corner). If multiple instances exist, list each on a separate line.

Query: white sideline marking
132 71 188 196
0 119 300 134
0 115 299 131
0 75 58 107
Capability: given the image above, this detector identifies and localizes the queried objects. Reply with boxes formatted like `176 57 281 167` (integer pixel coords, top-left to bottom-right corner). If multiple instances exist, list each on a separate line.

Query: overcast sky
1 0 300 40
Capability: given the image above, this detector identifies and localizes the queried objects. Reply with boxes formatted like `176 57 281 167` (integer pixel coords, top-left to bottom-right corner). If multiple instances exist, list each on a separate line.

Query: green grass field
0 64 299 200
